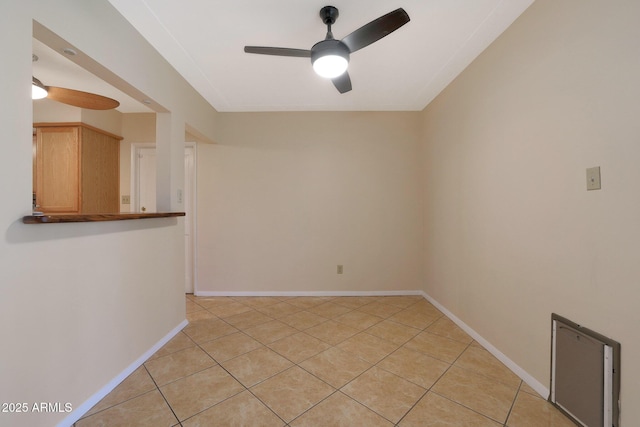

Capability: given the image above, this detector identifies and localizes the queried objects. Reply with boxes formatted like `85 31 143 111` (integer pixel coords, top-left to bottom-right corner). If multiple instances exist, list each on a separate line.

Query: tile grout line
90 295 539 425
219 298 407 424
168 300 283 423
284 388 344 425
194 294 465 425
502 380 524 426
243 296 444 424
76 360 176 423
428 390 506 425
392 337 482 425
360 321 443 426
184 301 289 425
141 364 181 425
213 298 355 425
394 388 430 426
424 338 519 426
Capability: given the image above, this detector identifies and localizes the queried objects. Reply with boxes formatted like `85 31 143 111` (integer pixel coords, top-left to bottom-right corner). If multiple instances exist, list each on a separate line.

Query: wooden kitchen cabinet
34 123 121 213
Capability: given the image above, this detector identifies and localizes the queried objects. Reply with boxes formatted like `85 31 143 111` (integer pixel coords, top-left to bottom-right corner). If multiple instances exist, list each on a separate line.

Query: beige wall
197 112 424 294
117 111 425 296
420 0 640 423
80 108 123 137
33 98 123 136
0 1 218 426
33 98 81 123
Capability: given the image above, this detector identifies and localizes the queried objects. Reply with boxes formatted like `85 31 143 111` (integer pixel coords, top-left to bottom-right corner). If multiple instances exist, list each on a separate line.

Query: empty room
1 1 637 426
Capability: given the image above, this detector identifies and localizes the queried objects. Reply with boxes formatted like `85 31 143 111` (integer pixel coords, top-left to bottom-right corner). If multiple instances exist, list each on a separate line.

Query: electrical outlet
586 167 601 191
121 195 130 204
337 265 343 274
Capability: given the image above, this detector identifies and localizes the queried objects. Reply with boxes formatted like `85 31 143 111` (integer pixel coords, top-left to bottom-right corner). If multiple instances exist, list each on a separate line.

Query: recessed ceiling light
62 47 77 56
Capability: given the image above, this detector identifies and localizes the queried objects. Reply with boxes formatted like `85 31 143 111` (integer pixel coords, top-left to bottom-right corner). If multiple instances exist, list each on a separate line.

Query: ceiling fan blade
341 8 410 53
244 46 311 58
46 86 120 110
332 72 352 94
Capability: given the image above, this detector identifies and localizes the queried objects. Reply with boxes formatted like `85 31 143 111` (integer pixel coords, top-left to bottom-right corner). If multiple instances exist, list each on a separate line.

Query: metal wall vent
551 314 621 427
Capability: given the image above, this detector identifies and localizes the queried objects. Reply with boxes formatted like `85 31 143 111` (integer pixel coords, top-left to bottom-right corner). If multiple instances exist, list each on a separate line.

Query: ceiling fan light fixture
311 39 350 79
32 77 48 100
313 54 348 78
244 6 409 93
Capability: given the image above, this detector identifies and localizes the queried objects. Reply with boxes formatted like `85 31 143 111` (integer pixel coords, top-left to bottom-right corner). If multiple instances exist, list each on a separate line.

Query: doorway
131 143 197 293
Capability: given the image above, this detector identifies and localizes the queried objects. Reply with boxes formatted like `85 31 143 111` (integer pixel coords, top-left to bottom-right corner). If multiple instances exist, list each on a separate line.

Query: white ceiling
34 0 535 114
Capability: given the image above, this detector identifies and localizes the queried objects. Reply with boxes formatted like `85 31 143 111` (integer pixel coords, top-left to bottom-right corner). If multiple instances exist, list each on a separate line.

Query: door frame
131 142 198 294
183 142 197 294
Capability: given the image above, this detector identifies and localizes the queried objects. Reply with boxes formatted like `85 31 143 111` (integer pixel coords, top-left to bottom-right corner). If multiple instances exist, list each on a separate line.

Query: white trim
550 319 558 402
195 290 424 297
185 142 197 294
58 319 188 427
421 291 550 399
603 344 613 427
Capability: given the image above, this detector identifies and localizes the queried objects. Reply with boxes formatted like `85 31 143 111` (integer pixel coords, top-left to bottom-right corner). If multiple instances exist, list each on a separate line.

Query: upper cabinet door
80 127 120 213
35 127 80 213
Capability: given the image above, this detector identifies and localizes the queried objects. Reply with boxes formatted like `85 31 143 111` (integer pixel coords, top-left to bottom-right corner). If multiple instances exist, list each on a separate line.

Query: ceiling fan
32 77 120 110
31 55 119 110
244 6 410 94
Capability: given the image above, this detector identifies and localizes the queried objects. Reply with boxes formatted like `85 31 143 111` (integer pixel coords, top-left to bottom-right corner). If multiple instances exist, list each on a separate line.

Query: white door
133 145 196 293
137 148 157 213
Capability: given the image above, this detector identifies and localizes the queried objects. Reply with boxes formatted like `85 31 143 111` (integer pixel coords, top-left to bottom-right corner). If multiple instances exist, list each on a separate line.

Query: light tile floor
76 295 576 426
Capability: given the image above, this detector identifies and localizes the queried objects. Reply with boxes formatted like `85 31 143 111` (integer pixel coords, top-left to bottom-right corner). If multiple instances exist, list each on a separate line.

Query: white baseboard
57 319 189 427
420 291 549 399
195 290 424 297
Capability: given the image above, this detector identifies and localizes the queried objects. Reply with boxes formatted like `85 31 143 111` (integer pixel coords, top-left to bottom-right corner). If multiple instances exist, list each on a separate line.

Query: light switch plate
586 167 601 191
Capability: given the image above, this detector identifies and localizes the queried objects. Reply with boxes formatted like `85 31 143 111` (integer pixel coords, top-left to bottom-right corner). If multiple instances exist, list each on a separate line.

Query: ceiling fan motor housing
310 39 350 64
310 39 350 78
